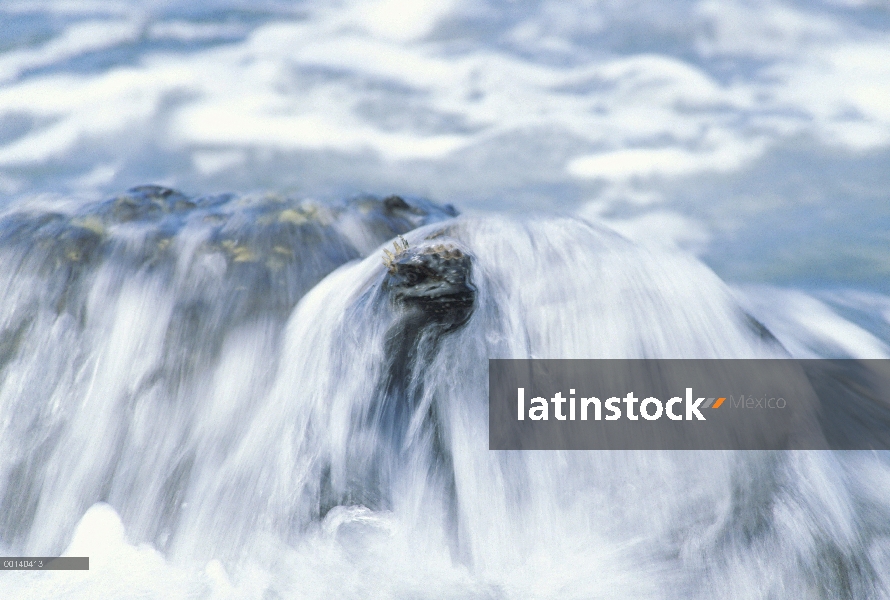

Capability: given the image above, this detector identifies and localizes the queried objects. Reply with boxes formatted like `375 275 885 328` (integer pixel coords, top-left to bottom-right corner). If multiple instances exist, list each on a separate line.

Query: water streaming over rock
0 186 458 552
3 193 890 598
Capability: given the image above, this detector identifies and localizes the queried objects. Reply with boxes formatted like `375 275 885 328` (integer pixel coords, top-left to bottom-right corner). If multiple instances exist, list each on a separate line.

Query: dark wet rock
0 185 458 307
98 185 197 223
0 185 461 394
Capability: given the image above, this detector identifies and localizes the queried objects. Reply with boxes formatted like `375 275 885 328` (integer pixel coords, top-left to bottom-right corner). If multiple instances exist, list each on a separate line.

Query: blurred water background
2 0 888 300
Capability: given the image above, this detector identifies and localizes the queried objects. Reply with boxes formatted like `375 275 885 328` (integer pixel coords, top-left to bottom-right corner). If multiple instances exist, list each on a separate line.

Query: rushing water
1 190 889 598
2 0 890 598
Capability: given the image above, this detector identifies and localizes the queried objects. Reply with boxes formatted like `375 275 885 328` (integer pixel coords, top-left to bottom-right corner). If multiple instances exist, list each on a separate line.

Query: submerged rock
3 198 883 598
0 185 460 551
0 185 458 323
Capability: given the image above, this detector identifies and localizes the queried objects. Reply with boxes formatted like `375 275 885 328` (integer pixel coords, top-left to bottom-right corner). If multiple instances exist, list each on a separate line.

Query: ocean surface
1 0 890 598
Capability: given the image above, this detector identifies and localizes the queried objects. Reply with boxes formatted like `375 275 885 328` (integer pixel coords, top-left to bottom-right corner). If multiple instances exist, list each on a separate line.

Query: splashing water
2 193 890 599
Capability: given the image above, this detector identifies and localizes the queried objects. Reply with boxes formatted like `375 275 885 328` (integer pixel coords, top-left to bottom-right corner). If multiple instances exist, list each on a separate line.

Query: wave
4 199 888 597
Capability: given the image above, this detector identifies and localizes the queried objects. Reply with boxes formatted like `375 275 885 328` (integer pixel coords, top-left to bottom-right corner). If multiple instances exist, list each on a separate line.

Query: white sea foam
734 284 890 359
147 21 246 43
333 0 464 42
0 19 141 84
1 0 887 188
583 206 713 254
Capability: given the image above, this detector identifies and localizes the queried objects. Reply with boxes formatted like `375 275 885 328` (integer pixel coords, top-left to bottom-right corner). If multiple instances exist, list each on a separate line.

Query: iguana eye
404 268 426 285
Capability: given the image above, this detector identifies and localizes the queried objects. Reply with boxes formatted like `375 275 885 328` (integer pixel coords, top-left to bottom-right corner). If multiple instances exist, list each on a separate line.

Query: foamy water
0 204 887 598
2 1 890 598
